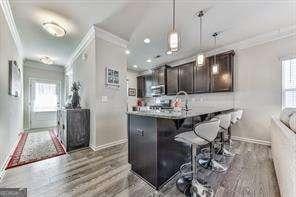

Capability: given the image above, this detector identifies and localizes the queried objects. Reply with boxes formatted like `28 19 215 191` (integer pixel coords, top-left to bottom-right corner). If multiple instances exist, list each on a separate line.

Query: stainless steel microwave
151 85 165 97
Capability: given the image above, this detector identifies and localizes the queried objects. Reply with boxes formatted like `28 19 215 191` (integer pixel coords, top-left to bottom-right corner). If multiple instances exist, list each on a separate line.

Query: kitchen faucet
175 91 190 111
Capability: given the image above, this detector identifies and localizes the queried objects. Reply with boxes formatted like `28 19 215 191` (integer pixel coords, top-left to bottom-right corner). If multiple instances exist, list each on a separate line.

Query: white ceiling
10 0 296 70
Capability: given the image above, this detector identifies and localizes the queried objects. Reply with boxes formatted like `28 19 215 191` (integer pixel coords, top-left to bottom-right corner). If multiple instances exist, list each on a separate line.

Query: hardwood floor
0 141 280 197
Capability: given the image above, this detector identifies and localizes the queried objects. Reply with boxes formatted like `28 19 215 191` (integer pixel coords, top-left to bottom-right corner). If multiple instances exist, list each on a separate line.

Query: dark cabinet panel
194 59 210 93
210 51 234 92
179 62 194 94
57 109 90 152
137 76 145 98
129 115 157 186
166 66 179 95
144 74 153 97
137 74 154 98
67 110 90 149
152 66 167 86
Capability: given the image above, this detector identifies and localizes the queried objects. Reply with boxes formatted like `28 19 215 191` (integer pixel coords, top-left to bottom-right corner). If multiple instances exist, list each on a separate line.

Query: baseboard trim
0 168 5 181
0 132 23 181
90 138 127 152
232 136 271 146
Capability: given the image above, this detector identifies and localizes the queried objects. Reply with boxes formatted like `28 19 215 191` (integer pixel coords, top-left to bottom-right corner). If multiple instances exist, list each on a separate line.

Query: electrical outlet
102 96 108 103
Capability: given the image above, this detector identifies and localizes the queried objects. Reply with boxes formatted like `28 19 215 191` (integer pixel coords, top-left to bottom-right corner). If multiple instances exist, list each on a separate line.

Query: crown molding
0 0 23 58
167 25 296 67
65 26 129 73
24 59 65 73
65 26 96 72
94 26 128 49
206 25 296 57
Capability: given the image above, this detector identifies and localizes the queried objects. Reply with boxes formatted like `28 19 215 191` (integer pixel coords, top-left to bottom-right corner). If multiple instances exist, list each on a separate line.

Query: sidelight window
282 58 296 108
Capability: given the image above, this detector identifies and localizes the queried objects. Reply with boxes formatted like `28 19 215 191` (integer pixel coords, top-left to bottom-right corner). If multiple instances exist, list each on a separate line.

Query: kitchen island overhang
127 107 234 190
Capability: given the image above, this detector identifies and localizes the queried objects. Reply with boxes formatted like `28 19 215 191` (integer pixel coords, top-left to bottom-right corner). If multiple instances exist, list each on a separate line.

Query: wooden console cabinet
57 109 90 152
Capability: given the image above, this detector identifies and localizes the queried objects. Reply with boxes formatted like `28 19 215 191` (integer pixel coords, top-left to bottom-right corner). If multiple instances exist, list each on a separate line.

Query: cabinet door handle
62 124 65 130
136 129 144 136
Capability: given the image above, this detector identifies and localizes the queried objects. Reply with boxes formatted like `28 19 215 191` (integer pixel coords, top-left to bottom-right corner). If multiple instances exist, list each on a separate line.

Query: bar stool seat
175 131 208 146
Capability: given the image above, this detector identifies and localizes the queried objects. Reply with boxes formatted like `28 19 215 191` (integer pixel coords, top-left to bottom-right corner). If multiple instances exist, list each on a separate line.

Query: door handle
136 129 144 136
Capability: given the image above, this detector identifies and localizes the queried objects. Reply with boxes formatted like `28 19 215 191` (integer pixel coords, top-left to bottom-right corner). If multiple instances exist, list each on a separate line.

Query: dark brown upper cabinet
209 50 234 92
137 76 145 98
166 66 179 95
194 59 210 93
152 66 167 86
144 74 153 97
179 62 194 94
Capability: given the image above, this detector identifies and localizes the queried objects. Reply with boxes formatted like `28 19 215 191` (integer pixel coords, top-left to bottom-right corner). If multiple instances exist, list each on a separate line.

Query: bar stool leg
191 144 214 197
219 130 235 158
198 143 228 172
228 127 233 148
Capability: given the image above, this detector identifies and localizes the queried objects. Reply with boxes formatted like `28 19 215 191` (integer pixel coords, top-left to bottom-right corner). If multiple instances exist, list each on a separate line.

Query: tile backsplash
143 92 235 109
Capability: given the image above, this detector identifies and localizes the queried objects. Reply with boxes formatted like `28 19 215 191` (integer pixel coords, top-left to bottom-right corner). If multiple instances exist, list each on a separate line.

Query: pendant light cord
214 34 217 64
173 0 175 31
200 14 202 50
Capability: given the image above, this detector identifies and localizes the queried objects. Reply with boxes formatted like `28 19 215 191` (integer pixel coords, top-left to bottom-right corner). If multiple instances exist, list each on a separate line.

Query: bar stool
175 119 220 197
229 109 244 146
197 117 228 173
215 113 235 158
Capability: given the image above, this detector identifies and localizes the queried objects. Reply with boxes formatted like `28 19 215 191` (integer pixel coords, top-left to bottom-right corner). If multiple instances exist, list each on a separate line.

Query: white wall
232 35 296 142
72 39 97 146
127 70 138 111
95 34 128 147
0 8 23 175
23 60 65 130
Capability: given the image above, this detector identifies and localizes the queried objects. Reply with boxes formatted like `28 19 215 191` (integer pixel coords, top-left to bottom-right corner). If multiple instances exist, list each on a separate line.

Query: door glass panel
34 82 58 112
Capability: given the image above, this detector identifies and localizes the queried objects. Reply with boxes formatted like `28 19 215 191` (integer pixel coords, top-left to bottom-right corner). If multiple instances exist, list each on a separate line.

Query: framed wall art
8 60 21 97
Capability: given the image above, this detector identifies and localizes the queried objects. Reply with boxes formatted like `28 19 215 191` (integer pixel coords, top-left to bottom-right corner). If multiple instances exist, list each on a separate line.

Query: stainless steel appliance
151 85 165 97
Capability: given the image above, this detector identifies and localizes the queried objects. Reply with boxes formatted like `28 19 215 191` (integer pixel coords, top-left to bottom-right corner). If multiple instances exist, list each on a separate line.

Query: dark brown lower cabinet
128 114 190 190
57 109 90 152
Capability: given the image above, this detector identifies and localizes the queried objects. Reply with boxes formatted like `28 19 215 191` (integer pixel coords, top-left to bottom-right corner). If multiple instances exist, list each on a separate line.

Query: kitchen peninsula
127 107 233 190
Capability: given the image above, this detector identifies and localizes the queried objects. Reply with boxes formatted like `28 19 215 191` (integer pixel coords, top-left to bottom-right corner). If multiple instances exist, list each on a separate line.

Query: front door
29 79 61 129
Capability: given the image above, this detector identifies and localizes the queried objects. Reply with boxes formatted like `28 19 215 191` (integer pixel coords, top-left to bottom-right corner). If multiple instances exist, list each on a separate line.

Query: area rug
6 130 66 169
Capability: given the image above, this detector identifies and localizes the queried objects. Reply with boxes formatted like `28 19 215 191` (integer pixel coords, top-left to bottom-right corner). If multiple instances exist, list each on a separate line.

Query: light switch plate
102 96 108 103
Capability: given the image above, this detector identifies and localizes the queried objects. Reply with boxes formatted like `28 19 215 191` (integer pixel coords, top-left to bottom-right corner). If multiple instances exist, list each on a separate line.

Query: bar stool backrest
194 118 220 142
237 110 243 120
231 111 238 124
215 113 231 130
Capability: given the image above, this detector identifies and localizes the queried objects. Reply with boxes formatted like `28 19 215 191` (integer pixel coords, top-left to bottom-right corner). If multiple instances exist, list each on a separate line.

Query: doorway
29 79 61 129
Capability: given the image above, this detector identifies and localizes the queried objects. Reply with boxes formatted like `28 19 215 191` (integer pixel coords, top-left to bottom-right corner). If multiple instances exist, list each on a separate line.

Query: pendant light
212 32 219 75
196 11 205 67
168 0 180 52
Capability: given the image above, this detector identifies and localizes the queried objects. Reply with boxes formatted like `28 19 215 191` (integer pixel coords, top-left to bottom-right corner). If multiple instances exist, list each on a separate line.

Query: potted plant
71 81 81 108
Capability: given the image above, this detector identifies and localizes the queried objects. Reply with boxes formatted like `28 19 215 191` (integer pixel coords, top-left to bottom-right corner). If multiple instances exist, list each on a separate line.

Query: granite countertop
127 106 234 119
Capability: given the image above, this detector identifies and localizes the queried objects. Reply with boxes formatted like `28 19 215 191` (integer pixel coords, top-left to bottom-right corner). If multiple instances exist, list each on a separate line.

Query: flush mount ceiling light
212 32 220 75
146 59 152 63
40 56 54 65
133 65 138 68
144 38 151 44
166 50 172 55
42 22 66 37
125 50 130 55
196 11 205 67
168 0 180 53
